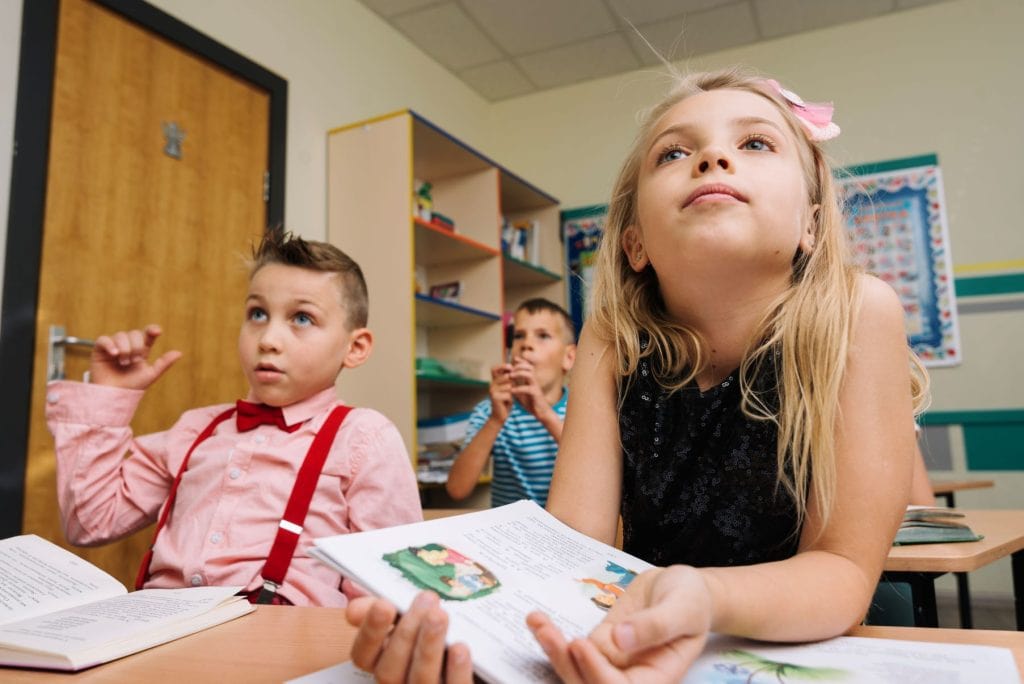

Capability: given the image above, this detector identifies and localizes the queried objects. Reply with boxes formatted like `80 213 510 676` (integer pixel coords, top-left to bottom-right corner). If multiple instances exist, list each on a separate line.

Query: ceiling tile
393 2 503 70
515 33 641 90
359 0 441 18
753 0 895 39
462 0 617 55
458 60 536 101
626 2 760 65
895 0 946 8
605 0 738 26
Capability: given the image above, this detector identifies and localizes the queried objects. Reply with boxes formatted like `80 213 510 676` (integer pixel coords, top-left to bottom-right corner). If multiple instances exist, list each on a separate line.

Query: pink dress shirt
45 381 422 607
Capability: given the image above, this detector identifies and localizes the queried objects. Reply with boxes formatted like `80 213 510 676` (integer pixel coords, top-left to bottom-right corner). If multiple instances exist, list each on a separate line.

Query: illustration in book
383 543 500 601
699 649 850 683
576 560 638 611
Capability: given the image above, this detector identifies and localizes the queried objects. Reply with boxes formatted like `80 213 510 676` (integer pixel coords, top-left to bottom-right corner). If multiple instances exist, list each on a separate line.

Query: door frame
0 0 288 537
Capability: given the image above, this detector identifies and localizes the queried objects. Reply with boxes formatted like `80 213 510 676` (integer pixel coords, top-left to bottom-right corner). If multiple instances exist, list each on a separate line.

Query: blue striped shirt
463 389 568 508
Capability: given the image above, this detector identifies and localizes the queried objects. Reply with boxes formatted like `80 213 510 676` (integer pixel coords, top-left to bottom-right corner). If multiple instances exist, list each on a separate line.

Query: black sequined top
619 337 801 568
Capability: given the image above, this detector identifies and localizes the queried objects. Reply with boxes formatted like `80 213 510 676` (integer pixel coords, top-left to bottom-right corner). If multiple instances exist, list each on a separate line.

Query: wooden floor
937 592 1016 630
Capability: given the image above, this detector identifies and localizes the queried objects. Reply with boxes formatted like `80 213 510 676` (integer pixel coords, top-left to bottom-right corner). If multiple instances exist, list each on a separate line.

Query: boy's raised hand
488 363 514 423
90 324 182 390
508 359 547 418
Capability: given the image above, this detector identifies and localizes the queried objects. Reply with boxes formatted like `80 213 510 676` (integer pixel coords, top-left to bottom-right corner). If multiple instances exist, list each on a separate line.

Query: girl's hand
345 592 473 684
90 324 181 390
527 565 711 683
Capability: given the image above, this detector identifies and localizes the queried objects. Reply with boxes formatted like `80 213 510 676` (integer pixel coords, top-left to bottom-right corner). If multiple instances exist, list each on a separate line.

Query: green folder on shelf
893 507 984 545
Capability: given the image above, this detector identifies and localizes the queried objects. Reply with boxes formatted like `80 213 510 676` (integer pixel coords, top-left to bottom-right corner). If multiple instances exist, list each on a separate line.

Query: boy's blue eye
247 308 267 322
294 312 314 326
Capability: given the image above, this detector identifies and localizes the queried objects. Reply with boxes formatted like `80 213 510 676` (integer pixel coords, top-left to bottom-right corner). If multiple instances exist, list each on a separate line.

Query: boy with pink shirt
46 231 421 607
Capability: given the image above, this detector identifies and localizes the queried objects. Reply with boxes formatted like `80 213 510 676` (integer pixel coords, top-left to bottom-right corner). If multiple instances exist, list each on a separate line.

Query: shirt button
254 434 266 444
190 574 202 587
229 468 241 480
46 392 60 404
210 532 222 544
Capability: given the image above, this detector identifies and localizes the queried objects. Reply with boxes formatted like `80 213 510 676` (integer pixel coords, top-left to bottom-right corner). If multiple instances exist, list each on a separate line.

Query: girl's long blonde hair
588 67 929 530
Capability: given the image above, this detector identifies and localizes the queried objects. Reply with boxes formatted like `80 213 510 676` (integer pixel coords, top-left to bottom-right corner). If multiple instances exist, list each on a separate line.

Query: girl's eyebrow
734 116 786 134
648 116 786 151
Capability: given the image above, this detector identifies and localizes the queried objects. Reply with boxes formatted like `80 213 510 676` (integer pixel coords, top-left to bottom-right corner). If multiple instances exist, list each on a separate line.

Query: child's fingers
444 643 473 684
93 335 121 360
490 363 512 380
142 324 164 347
127 329 149 362
527 611 584 684
568 638 626 684
149 350 183 380
348 598 396 672
373 592 439 684
107 331 135 366
407 606 449 684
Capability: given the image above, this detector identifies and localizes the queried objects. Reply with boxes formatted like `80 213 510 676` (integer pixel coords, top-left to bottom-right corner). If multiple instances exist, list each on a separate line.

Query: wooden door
20 0 270 587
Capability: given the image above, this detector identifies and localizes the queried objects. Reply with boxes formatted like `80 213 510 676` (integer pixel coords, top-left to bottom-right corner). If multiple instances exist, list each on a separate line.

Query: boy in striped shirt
445 298 576 507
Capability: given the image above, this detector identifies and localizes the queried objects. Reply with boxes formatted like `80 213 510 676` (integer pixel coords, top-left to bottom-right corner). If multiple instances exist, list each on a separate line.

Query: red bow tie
235 400 301 433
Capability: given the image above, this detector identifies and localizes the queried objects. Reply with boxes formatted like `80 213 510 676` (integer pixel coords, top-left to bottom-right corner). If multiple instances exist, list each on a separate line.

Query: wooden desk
931 479 996 507
4 607 1024 682
885 509 1024 630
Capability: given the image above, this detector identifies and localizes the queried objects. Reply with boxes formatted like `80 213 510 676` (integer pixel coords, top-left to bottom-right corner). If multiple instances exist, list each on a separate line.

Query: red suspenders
135 404 353 604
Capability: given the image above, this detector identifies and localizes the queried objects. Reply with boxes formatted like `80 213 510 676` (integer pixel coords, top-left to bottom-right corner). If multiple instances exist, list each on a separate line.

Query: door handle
48 325 95 382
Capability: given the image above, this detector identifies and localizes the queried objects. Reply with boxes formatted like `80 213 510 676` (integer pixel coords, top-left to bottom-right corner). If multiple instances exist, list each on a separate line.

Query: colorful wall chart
562 205 606 339
837 154 961 366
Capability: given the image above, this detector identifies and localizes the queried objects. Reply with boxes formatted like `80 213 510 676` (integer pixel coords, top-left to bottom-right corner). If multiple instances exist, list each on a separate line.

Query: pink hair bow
763 79 840 142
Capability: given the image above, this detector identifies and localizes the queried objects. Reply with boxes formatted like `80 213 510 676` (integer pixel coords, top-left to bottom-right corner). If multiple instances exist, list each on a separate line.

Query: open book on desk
0 534 254 671
311 500 654 684
894 506 984 545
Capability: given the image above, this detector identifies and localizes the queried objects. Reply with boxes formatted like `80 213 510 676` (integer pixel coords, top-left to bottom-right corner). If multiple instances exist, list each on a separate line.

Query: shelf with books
499 170 565 312
327 109 562 473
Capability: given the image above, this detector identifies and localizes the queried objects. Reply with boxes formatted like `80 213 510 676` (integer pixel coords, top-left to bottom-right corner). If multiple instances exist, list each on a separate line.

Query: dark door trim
0 0 288 537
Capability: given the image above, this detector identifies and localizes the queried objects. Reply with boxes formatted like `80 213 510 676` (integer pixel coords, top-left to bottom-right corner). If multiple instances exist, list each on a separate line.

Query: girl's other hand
527 565 711 683
345 592 473 684
89 324 181 390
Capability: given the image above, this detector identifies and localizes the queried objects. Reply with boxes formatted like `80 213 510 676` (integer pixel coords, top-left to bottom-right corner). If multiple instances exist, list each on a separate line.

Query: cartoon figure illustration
383 543 500 601
577 560 638 611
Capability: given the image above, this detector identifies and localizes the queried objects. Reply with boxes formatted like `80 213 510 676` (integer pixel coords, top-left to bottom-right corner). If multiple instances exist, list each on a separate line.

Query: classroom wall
485 0 1024 605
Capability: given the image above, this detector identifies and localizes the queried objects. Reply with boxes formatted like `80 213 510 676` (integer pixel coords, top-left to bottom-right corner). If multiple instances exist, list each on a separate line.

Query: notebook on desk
895 506 984 545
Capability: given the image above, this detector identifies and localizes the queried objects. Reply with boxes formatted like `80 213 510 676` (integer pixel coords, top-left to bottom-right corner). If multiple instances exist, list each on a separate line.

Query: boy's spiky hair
250 229 368 328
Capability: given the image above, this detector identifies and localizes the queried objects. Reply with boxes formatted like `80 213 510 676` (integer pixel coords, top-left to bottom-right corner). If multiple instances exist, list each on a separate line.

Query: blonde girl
529 67 928 681
345 67 927 683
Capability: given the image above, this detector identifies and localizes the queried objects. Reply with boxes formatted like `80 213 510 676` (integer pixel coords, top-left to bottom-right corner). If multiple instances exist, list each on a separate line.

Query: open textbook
312 500 655 683
0 534 254 671
310 500 1021 684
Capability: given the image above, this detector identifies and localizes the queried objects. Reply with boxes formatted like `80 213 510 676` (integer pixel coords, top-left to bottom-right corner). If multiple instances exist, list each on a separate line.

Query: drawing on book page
383 544 500 601
576 560 638 611
698 649 851 683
